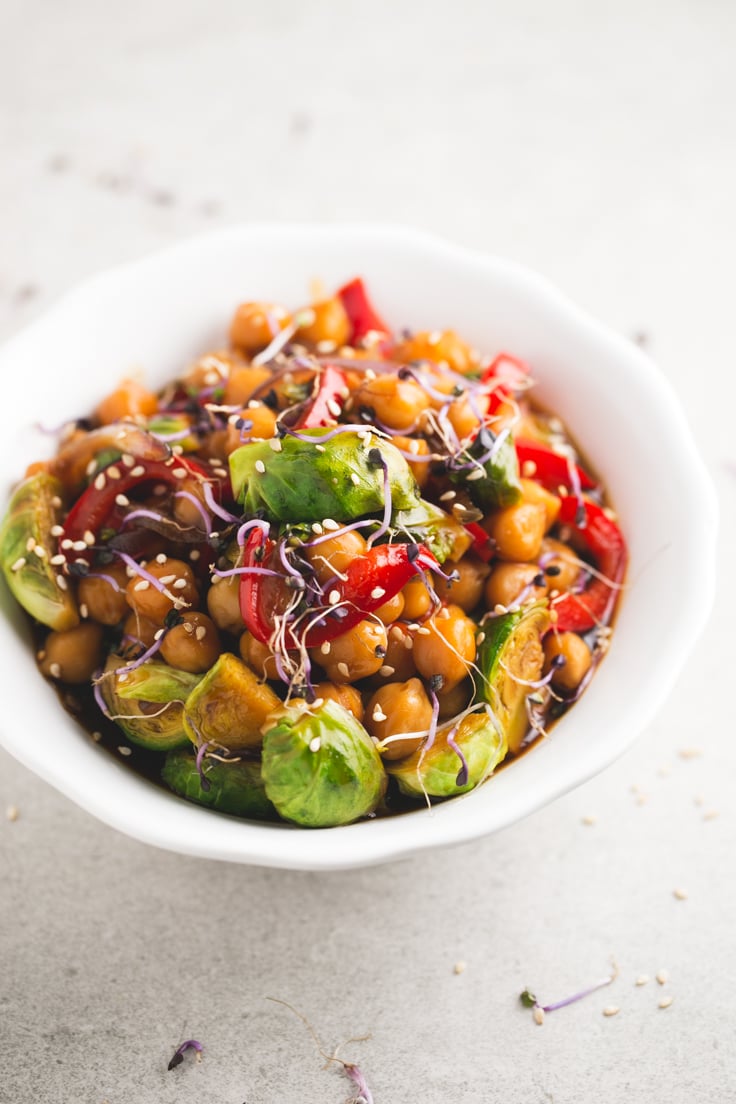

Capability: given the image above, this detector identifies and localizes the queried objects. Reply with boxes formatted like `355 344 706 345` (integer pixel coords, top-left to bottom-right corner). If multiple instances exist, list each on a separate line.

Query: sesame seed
183 622 194 634
56 575 68 591
25 537 36 553
466 468 485 481
327 398 342 418
247 399 261 409
311 522 324 535
350 473 361 485
693 793 705 806
173 578 188 589
320 642 331 656
378 666 396 678
118 746 132 757
85 459 97 476
6 804 19 822
48 662 61 678
493 604 508 615
521 460 537 477
316 340 337 354
155 553 168 564
328 589 341 605
403 636 414 649
322 518 339 531
83 530 95 546
336 662 350 679
115 494 130 507
370 586 386 600
407 622 420 631
416 626 431 635
533 1007 545 1026
372 707 387 722
315 444 326 453
133 580 150 591
106 466 121 480
254 459 266 475
125 565 137 578
656 969 669 985
679 746 703 759
130 465 145 478
50 554 65 565
159 574 176 585
453 961 466 975
269 438 282 452
309 736 321 753
673 887 688 900
172 467 187 478
10 557 26 572
658 997 674 1009
51 495 62 508
195 626 206 641
190 549 200 561
72 540 87 552
476 631 486 645
438 607 450 619
703 809 720 821
94 473 106 490
121 454 135 467
439 490 456 501
602 1006 620 1017
408 439 421 455
79 603 89 619
581 814 597 826
50 524 64 537
154 628 165 640
635 975 650 986
91 731 102 742
364 368 376 380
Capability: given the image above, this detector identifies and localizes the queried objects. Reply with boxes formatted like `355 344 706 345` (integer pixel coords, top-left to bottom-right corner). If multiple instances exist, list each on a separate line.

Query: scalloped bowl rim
0 224 718 870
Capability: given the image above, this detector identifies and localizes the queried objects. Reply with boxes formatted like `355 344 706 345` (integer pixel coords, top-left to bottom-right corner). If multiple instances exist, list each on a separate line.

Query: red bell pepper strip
464 521 494 563
239 531 439 648
482 352 530 414
337 277 391 344
294 365 348 429
550 496 627 633
515 440 596 492
59 456 226 563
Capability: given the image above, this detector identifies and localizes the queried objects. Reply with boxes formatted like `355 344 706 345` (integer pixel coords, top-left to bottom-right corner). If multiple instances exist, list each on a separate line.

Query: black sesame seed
67 561 89 577
359 405 375 422
406 544 420 563
262 389 279 411
374 645 386 659
367 447 384 469
544 565 561 577
428 674 445 693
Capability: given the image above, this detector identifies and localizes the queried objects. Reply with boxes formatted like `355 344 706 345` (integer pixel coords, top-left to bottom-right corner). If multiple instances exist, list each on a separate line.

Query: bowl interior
0 225 717 869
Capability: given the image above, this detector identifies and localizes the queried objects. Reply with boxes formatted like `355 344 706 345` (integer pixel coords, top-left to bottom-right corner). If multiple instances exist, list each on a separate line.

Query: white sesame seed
50 524 64 537
48 662 61 678
439 490 456 502
195 625 206 641
173 578 188 589
50 554 65 565
183 621 194 634
602 1006 620 1017
51 495 62 508
364 368 376 380
56 575 68 591
453 961 466 975
703 809 720 821
493 604 508 615
673 887 688 900
370 586 386 600
336 662 350 679
159 574 176 585
372 707 387 722
438 607 450 619
316 340 337 354
79 603 89 619
72 540 88 552
10 557 26 572
85 459 97 477
679 746 703 759
172 467 187 478
378 666 396 678
322 518 339 531
106 466 121 480
328 589 341 605
693 793 705 806
533 1007 545 1026
476 631 486 645
320 641 331 656
416 626 431 635
133 579 150 591
247 399 261 410
581 814 597 826
130 465 145 478
309 736 322 753
94 473 106 490
408 439 421 455
315 444 326 453
125 565 137 578
403 636 414 650
521 460 537 477
6 804 19 822
658 996 674 1009
466 468 485 482
115 494 130 507
350 473 361 485
311 522 324 535
154 628 165 640
327 399 342 418
118 746 132 757
189 549 200 561
255 459 266 475
268 438 283 452
656 969 669 985
635 975 650 987
25 536 36 553
407 623 420 631
155 553 168 564
83 530 95 546
121 454 135 467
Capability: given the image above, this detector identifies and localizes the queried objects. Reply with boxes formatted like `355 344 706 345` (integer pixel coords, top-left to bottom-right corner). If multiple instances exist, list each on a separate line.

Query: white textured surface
1 2 734 1101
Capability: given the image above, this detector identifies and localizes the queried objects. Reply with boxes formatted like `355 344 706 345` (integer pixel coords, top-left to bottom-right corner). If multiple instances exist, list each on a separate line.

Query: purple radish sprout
167 1039 203 1070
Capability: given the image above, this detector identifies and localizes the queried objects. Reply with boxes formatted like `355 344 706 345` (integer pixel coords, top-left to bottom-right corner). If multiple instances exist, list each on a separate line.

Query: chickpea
182 350 239 392
95 379 158 425
484 562 547 611
199 428 229 463
305 530 367 587
366 678 433 760
224 403 278 454
412 605 477 692
229 301 290 354
520 478 560 532
173 477 209 530
297 298 351 349
125 558 199 624
207 575 244 635
374 591 405 625
78 562 129 625
352 374 430 431
540 537 581 593
313 681 365 723
434 556 489 613
393 330 478 376
400 576 433 621
544 632 592 692
160 612 221 673
391 435 431 489
447 393 488 440
122 611 159 652
224 365 275 406
437 679 473 722
485 502 546 562
239 629 279 680
39 622 104 684
317 619 388 683
379 623 418 682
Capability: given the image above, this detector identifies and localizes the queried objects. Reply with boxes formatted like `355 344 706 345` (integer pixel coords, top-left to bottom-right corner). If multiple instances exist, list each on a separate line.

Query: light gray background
1 2 733 1102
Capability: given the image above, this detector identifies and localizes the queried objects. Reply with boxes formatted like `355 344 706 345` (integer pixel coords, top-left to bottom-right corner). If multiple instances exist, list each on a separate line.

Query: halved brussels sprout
394 499 473 563
183 652 281 751
115 660 203 704
229 430 419 523
0 473 78 630
451 428 522 510
262 699 386 827
145 414 200 452
476 601 550 754
98 655 191 751
386 710 506 799
162 747 275 819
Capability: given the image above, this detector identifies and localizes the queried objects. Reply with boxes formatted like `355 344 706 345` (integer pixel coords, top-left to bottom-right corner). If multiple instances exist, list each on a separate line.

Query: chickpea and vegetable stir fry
0 277 627 827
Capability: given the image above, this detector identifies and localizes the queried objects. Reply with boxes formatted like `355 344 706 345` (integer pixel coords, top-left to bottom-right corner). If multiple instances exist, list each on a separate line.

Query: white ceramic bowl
0 225 717 869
